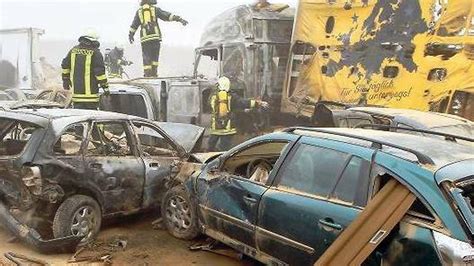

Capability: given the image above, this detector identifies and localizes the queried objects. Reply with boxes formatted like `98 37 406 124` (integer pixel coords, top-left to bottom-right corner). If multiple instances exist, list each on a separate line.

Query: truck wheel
162 186 200 240
52 195 102 244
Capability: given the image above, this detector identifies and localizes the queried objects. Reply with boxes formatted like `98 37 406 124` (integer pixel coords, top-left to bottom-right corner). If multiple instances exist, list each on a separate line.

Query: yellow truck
281 0 474 121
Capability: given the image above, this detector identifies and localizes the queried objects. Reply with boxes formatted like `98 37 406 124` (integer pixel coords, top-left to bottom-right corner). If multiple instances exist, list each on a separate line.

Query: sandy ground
0 213 253 266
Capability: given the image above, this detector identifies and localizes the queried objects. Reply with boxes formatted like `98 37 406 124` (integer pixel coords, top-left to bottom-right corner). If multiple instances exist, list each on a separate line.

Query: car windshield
0 118 40 156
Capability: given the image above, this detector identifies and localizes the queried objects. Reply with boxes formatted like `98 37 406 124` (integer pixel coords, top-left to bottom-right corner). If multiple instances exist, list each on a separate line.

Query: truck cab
120 4 295 147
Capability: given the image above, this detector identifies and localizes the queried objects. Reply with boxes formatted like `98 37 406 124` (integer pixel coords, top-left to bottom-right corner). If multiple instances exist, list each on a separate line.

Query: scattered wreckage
161 127 474 265
0 108 208 253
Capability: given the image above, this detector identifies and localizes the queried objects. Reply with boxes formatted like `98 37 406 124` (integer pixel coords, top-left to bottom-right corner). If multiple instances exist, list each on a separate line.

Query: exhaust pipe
0 202 82 254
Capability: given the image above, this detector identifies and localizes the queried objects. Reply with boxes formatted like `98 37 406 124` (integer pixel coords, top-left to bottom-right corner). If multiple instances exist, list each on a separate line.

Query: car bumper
0 202 82 254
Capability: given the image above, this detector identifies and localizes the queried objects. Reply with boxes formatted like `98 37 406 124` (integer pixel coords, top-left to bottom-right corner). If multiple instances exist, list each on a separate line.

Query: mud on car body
162 127 474 265
0 109 204 253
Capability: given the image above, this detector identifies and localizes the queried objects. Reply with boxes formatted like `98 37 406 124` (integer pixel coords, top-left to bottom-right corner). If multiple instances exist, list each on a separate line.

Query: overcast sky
0 0 298 47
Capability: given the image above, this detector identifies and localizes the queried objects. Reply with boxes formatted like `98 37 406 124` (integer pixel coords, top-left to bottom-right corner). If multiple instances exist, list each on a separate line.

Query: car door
199 140 292 248
131 121 183 209
84 120 145 215
256 136 374 265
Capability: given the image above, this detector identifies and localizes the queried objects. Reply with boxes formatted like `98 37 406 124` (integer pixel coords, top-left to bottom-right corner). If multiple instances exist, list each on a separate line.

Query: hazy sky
0 0 298 47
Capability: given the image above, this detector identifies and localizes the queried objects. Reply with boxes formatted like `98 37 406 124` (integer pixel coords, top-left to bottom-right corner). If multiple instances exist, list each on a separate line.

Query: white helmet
217 76 231 92
82 28 100 42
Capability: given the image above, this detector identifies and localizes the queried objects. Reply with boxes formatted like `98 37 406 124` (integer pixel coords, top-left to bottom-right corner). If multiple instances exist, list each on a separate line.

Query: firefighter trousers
141 40 161 77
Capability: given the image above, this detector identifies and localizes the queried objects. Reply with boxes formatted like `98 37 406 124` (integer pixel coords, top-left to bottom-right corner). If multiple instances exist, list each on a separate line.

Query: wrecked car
162 127 474 265
0 109 204 253
313 103 474 141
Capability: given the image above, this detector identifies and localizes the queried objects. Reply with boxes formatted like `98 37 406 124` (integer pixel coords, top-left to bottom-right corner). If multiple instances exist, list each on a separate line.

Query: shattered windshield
0 118 40 156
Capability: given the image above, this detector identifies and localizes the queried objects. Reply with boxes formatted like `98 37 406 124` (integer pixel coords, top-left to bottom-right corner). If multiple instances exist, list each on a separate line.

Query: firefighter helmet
81 28 100 42
217 77 231 92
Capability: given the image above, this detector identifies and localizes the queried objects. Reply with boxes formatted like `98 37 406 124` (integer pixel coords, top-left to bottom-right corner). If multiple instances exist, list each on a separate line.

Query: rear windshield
100 94 148 119
0 119 40 156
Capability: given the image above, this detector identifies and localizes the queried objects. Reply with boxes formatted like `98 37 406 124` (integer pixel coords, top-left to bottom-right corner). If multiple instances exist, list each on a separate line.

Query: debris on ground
4 252 49 266
189 239 244 261
67 236 129 264
152 218 165 230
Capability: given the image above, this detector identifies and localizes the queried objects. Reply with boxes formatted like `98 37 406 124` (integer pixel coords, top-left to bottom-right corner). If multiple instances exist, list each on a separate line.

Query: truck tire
162 186 200 240
52 195 102 244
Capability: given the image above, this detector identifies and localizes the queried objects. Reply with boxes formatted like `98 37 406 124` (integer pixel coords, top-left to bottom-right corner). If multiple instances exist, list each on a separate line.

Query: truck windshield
0 118 39 157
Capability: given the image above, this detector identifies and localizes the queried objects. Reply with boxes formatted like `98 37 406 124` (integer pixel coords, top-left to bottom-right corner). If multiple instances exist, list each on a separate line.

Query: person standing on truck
208 76 269 151
106 44 133 79
61 29 110 110
129 0 188 77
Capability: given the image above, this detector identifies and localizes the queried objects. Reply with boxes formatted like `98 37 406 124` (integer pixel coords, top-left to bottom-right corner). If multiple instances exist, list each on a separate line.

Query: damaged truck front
120 4 295 148
0 109 206 253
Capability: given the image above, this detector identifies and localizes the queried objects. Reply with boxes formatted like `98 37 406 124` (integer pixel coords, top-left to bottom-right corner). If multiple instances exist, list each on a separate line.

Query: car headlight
433 231 474 265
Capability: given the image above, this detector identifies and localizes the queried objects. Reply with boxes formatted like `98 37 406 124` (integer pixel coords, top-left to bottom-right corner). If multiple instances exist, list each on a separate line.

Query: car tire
162 185 200 240
52 195 102 244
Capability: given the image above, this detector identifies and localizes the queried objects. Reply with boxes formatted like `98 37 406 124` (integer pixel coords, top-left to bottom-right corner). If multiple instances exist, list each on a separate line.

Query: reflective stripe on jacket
130 4 174 43
61 44 108 103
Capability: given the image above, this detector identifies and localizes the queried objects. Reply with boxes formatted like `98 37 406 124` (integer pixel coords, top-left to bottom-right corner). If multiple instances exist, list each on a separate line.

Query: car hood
156 122 205 153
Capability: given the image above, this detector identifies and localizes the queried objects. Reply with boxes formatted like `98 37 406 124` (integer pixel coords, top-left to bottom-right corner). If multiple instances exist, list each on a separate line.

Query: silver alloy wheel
70 206 97 242
166 195 192 232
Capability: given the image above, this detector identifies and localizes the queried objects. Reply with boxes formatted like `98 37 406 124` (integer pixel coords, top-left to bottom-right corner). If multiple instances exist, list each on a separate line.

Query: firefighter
61 29 110 110
106 44 132 79
129 0 188 77
208 76 269 151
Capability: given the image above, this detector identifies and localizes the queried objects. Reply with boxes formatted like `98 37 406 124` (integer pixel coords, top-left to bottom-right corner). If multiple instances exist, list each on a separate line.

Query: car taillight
433 231 474 265
21 166 42 196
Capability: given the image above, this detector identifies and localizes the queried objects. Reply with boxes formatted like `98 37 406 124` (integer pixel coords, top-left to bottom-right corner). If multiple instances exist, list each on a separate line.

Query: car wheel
52 195 102 244
162 185 199 240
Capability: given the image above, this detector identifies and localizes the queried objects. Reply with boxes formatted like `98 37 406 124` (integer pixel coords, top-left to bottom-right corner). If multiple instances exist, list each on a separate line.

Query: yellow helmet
217 76 231 92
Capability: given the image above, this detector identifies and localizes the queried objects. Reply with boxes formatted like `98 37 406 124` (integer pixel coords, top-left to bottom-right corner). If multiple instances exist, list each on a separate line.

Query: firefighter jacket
130 4 176 43
210 90 257 136
107 48 129 78
61 39 109 103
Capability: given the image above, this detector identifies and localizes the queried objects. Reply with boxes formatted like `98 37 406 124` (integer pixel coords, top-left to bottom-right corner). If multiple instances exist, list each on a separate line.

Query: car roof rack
356 124 474 143
283 127 435 165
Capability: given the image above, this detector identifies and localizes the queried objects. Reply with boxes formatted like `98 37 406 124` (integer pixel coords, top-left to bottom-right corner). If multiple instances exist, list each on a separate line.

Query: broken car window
222 141 289 185
331 156 370 206
86 122 132 156
277 144 350 197
0 119 39 157
54 123 86 156
133 122 177 157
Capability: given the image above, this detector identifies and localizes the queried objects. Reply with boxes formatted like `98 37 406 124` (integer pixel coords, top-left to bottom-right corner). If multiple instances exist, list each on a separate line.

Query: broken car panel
162 127 474 265
0 108 204 252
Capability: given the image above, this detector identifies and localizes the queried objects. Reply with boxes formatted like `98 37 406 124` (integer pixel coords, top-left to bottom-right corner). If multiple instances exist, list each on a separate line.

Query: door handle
149 162 160 168
90 163 102 169
318 218 343 231
243 195 257 204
